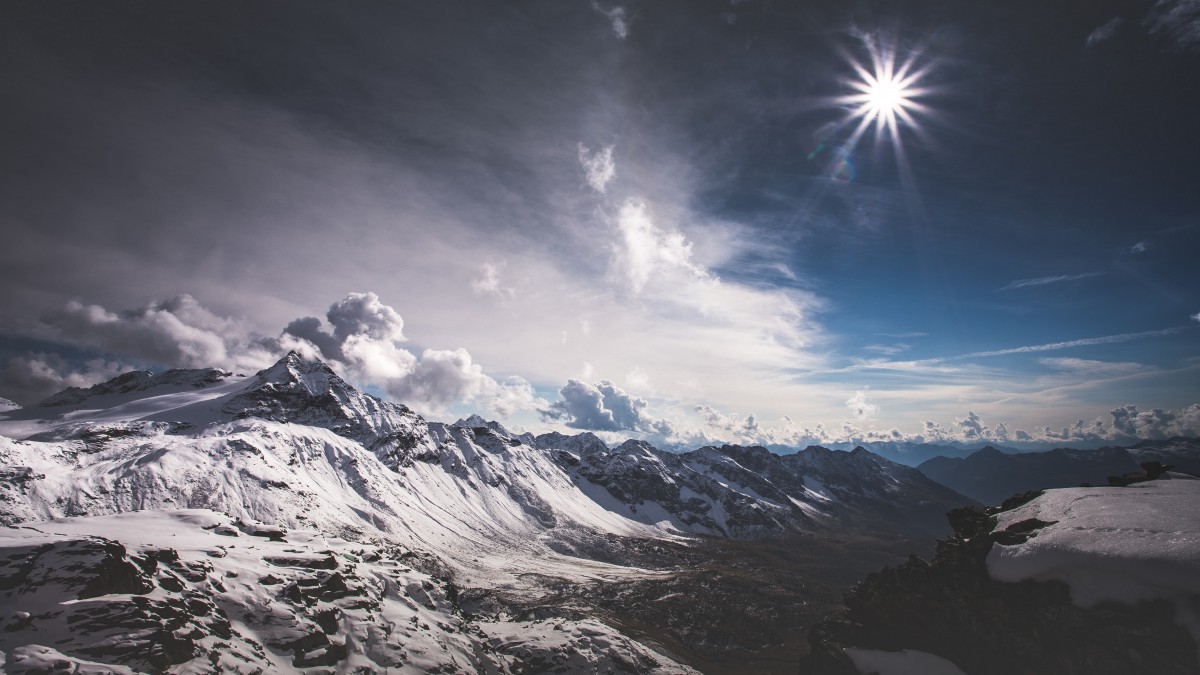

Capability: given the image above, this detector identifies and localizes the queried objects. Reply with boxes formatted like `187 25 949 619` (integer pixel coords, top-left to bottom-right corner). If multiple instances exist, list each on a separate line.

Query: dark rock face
798 492 1200 675
0 538 238 672
918 445 1141 505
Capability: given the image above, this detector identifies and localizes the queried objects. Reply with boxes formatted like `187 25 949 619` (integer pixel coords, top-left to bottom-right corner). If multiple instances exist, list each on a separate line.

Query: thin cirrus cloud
1085 17 1124 48
996 272 1103 291
962 326 1185 358
1143 0 1200 53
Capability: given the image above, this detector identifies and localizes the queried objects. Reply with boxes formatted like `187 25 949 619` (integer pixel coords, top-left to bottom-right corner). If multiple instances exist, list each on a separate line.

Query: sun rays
827 32 937 180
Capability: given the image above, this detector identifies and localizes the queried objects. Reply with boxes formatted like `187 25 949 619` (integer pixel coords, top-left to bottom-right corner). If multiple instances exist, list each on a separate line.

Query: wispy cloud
1145 0 1200 53
1085 17 1124 47
592 3 630 39
577 143 616 193
1038 357 1147 376
964 326 1184 358
471 263 516 301
997 272 1103 291
863 343 910 356
1130 241 1150 254
1192 311 1200 323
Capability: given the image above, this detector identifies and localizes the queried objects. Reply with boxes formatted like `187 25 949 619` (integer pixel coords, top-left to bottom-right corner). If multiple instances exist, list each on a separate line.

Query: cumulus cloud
4 292 541 419
592 3 629 39
384 348 540 417
1086 17 1124 47
996 272 1102 291
0 354 132 405
845 389 879 420
542 379 672 434
578 143 616 193
1145 0 1200 53
1110 403 1200 439
954 411 982 439
281 293 541 417
683 401 1200 449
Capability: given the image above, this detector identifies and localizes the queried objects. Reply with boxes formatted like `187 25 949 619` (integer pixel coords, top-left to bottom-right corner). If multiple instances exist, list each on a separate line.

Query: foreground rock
799 476 1200 675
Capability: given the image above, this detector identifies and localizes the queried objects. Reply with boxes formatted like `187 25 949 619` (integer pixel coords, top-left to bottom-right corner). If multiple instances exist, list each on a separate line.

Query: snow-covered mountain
0 352 974 672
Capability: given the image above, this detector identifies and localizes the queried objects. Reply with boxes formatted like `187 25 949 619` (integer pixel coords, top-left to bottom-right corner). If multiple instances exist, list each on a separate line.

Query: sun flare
834 35 934 151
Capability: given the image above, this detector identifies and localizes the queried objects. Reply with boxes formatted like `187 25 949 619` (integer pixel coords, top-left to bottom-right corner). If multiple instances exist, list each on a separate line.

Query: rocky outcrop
799 484 1200 675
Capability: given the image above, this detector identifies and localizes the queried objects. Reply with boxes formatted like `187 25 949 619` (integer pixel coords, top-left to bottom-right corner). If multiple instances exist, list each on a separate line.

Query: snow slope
0 510 697 674
987 475 1200 649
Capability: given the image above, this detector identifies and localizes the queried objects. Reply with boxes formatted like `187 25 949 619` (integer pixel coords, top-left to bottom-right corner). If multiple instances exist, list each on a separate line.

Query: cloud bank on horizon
3 290 1198 449
0 1 1197 448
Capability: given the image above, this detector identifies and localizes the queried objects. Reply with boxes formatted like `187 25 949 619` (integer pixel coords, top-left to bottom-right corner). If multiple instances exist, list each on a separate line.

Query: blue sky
0 1 1197 446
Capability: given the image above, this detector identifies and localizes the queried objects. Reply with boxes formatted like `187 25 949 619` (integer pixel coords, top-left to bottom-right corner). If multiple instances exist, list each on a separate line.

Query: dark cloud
542 379 671 434
39 295 275 373
0 353 129 405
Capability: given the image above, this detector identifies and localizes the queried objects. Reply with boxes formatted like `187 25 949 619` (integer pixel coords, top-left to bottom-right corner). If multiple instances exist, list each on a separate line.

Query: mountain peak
457 413 491 428
253 350 345 397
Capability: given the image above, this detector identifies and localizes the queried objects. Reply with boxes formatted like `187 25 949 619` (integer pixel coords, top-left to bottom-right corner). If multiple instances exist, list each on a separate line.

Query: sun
833 34 934 153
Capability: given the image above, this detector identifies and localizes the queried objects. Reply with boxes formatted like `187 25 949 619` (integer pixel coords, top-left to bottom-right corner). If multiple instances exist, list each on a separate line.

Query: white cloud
1085 17 1124 47
845 389 879 420
385 347 542 417
592 3 630 39
997 272 1102 291
1110 403 1200 440
1130 240 1150 254
624 366 651 391
956 411 985 439
471 263 515 300
577 143 616 193
613 198 709 294
863 343 909 356
964 326 1183 358
1038 357 1147 376
1191 312 1200 323
281 293 543 417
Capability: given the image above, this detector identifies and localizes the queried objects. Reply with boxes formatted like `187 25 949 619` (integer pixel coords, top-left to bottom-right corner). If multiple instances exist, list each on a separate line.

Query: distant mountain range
916 439 1200 506
2 352 1196 673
